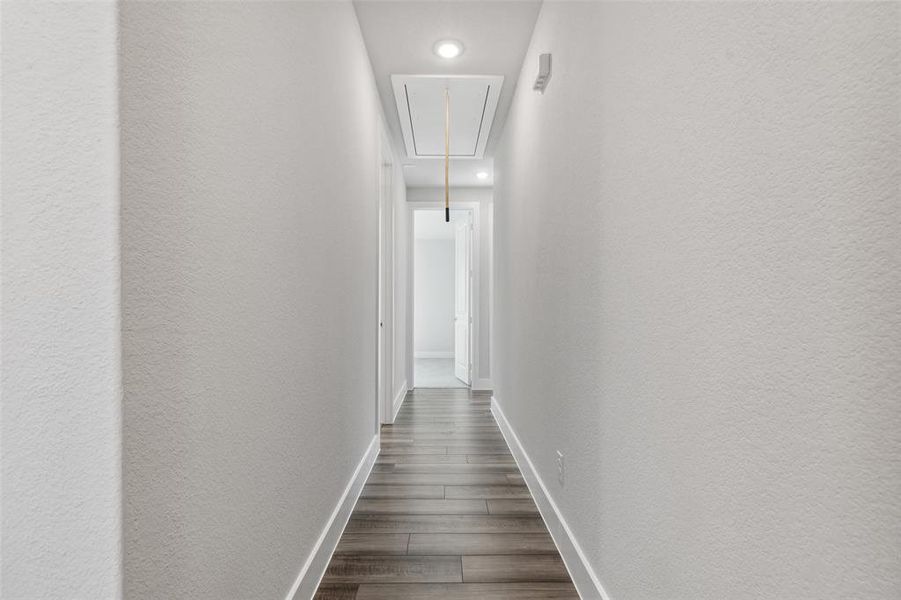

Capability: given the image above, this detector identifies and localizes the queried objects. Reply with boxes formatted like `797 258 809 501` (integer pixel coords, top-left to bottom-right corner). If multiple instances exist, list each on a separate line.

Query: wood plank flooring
314 389 578 599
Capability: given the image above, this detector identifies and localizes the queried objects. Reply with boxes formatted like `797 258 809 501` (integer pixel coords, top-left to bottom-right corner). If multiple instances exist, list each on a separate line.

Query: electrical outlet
556 450 565 487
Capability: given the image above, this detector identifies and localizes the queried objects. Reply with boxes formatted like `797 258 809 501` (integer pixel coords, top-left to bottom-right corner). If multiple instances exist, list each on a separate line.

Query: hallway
5 2 900 599
314 389 577 599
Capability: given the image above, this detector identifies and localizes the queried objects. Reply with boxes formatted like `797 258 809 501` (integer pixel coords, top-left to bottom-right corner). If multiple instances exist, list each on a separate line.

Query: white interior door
377 166 386 425
454 213 472 385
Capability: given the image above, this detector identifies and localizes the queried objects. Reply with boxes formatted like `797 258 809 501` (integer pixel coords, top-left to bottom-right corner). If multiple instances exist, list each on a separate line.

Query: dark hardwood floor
313 389 579 599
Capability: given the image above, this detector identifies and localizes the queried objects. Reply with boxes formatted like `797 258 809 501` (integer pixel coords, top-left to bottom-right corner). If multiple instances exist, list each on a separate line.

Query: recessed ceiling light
434 39 463 59
476 171 489 180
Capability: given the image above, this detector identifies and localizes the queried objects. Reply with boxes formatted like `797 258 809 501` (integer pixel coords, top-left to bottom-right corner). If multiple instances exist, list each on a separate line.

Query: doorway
412 208 473 388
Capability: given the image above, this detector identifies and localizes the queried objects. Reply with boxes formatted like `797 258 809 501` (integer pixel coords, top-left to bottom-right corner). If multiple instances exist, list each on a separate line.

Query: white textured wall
494 2 901 599
408 187 493 383
120 2 382 598
414 239 456 356
1 3 123 598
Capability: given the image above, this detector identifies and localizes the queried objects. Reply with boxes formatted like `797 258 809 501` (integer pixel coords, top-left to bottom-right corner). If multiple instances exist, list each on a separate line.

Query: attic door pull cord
445 87 450 222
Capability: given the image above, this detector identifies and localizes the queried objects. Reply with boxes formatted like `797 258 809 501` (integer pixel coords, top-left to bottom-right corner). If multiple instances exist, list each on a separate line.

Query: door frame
453 211 473 385
407 202 481 390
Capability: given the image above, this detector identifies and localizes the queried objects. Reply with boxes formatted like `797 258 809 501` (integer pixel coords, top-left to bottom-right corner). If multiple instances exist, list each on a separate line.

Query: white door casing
454 213 472 385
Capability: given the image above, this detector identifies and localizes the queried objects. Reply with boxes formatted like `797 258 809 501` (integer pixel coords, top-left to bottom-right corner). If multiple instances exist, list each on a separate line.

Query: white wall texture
494 2 901 599
120 2 384 598
408 187 493 383
414 239 456 356
1 2 123 598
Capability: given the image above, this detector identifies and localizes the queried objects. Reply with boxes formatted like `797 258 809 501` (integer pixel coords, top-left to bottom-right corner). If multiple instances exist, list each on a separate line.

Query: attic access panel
391 75 504 160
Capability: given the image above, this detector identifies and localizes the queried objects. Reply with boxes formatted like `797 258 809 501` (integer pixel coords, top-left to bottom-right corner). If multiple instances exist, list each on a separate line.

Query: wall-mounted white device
533 53 552 94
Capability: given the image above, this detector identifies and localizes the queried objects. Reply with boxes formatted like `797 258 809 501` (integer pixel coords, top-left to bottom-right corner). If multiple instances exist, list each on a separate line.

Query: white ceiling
403 157 494 188
354 0 542 187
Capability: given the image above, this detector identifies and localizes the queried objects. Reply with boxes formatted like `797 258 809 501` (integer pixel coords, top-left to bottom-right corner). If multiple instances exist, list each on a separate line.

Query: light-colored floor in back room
414 358 468 389
313 388 579 599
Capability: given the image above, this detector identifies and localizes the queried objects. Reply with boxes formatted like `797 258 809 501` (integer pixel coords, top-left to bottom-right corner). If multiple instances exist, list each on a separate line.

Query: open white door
454 213 472 385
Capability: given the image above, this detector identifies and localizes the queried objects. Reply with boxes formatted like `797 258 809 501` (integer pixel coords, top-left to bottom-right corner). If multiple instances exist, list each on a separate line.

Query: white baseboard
285 434 380 600
491 397 609 600
414 351 454 359
471 378 493 392
391 381 408 423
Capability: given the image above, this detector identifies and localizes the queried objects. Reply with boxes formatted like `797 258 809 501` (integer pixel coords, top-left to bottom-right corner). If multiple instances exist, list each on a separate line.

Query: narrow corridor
6 3 899 598
314 389 577 599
